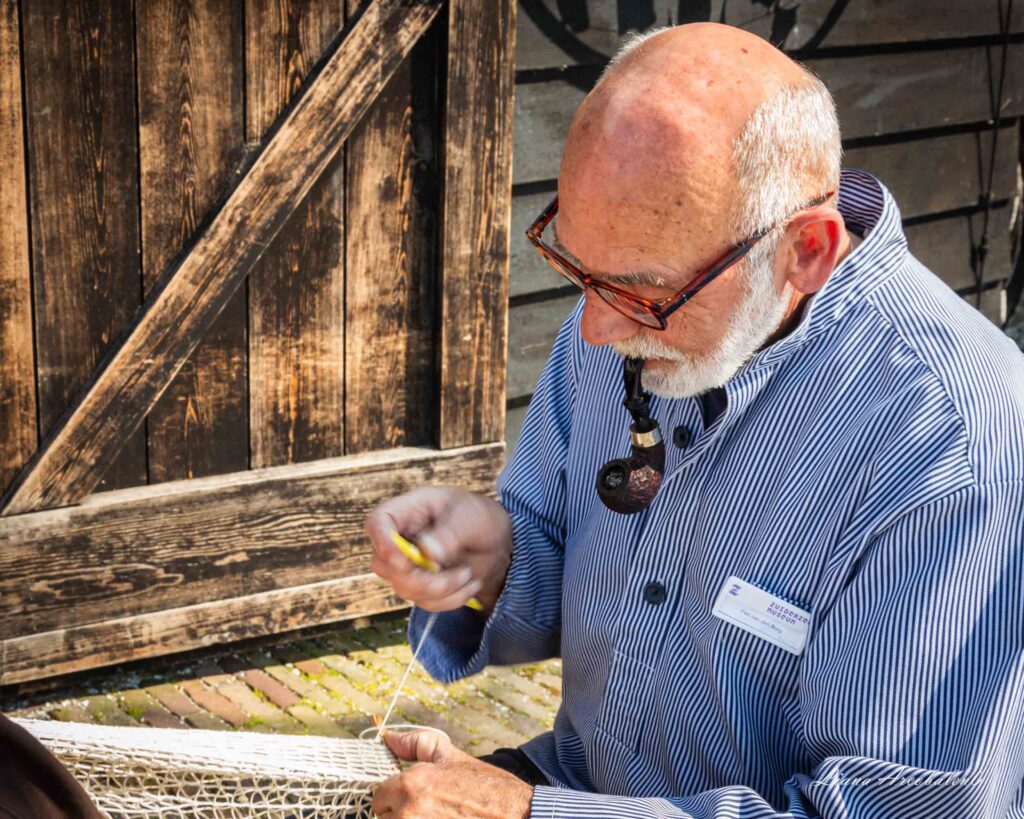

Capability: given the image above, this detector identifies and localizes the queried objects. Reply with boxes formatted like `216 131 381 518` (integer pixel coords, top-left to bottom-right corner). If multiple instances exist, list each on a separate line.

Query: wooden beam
515 0 1024 72
0 442 502 642
0 574 404 686
22 0 147 492
512 45 1024 186
437 0 517 449
136 0 249 483
345 0 439 455
246 0 346 469
0 0 36 496
0 0 443 516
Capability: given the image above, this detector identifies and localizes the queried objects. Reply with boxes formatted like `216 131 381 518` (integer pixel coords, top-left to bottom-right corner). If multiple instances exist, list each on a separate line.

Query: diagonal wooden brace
1 0 443 516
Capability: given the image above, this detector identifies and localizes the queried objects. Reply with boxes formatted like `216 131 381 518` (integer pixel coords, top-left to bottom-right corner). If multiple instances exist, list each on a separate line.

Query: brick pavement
2 615 563 757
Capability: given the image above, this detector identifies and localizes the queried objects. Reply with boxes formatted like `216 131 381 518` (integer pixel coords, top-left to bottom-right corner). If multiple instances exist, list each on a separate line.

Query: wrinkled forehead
555 96 738 270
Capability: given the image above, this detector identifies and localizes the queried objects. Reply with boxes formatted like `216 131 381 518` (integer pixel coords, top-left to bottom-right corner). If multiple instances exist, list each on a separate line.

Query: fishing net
15 718 400 818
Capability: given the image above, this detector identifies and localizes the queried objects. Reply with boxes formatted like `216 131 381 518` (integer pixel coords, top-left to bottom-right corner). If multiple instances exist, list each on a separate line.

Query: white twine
370 610 450 745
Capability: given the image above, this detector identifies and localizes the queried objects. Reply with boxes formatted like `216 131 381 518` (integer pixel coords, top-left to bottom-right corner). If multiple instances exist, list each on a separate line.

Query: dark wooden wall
505 0 1024 450
0 0 515 684
0 0 449 497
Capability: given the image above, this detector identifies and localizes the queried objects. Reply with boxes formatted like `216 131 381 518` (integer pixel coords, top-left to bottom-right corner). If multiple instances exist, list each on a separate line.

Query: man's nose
579 289 642 346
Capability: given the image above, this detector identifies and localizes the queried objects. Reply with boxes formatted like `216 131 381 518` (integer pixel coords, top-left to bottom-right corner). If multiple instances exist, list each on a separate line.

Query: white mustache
609 335 691 362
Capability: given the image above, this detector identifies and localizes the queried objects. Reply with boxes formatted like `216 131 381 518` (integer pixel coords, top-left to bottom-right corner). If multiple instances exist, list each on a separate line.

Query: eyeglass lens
541 245 664 328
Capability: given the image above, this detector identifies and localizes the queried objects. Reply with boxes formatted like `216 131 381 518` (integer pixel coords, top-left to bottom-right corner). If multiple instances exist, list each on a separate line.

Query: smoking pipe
596 357 665 514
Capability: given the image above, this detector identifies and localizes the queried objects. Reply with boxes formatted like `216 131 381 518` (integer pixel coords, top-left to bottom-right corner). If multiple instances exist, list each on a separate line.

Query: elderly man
366 22 1024 819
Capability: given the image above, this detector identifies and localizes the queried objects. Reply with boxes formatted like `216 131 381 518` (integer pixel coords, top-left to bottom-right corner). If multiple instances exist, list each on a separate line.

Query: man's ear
777 209 846 295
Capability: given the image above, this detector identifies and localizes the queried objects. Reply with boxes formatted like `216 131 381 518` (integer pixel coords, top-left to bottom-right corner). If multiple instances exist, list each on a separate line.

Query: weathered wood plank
0 442 503 641
21 0 146 492
136 0 248 483
505 403 529 458
438 0 517 448
743 0 1024 51
515 0 673 71
821 46 1024 139
905 209 1013 292
1 0 443 515
0 0 35 496
843 126 1018 219
344 2 438 454
513 45 1024 185
246 0 345 469
0 574 405 685
967 287 1007 326
509 127 1019 298
516 0 1024 71
507 293 579 401
510 188 559 299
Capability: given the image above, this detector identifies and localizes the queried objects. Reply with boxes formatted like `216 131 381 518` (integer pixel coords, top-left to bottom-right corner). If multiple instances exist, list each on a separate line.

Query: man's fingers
370 555 475 610
364 489 460 573
414 507 475 565
365 510 407 571
383 728 453 763
371 773 400 817
416 577 483 613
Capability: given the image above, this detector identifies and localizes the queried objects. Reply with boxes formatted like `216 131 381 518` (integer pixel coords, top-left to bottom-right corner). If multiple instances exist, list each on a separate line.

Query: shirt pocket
594 649 655 754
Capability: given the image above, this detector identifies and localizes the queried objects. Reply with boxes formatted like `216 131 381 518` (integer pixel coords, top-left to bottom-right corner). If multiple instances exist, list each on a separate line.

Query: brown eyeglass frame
526 192 834 330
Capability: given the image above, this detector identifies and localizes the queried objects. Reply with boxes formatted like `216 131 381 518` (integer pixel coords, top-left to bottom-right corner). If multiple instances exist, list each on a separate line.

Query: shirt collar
731 168 908 380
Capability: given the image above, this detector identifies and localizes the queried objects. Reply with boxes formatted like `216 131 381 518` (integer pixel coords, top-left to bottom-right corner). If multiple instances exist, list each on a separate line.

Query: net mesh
15 718 400 818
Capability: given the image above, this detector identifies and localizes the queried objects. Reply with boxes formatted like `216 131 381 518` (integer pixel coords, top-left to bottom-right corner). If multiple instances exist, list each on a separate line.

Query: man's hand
364 487 514 614
372 730 533 818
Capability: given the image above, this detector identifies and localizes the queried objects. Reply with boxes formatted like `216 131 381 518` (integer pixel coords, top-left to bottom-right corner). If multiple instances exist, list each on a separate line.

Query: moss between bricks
2 622 564 750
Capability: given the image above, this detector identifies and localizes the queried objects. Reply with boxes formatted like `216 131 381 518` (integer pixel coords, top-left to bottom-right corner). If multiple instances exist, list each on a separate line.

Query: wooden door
0 0 516 686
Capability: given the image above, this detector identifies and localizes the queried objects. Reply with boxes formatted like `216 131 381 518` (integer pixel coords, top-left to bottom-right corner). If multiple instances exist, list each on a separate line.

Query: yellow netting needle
389 530 484 612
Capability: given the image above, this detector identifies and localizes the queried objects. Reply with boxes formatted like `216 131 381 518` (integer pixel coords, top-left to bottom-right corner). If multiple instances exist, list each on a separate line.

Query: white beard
609 246 794 399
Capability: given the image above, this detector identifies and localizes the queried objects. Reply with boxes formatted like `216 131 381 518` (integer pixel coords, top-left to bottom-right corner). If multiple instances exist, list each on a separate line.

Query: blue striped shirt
412 169 1024 818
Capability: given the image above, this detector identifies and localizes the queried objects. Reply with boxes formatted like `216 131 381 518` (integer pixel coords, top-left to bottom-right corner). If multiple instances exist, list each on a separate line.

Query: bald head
557 23 834 283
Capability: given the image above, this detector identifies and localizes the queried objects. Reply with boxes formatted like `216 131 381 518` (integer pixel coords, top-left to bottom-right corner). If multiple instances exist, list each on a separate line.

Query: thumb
382 729 456 764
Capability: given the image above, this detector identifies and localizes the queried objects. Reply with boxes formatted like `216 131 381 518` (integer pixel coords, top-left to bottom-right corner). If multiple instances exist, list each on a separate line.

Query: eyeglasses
525 192 834 330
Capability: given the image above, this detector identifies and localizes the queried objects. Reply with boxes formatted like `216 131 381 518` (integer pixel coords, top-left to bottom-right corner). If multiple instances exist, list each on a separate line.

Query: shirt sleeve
411 302 582 684
530 479 1024 818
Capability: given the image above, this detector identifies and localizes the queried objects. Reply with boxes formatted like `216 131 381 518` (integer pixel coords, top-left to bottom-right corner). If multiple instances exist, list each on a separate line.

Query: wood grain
504 403 529 459
512 45 1024 185
21 0 146 492
1 0 443 515
515 0 1024 71
966 287 1008 326
136 0 248 483
1 574 405 685
905 209 1013 292
507 293 578 401
344 0 438 454
0 0 35 496
510 188 560 299
437 0 517 448
844 126 1018 219
0 442 503 642
246 0 346 469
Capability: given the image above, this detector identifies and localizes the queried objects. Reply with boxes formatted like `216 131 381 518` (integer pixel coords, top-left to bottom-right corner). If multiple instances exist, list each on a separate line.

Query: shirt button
672 426 691 448
643 581 667 606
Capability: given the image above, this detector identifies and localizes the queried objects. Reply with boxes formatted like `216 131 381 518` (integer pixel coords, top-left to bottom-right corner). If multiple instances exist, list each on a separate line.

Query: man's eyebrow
549 222 669 289
603 270 669 288
549 220 579 263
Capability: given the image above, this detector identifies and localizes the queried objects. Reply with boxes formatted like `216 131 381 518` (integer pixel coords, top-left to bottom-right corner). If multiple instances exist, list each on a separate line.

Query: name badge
712 575 811 656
